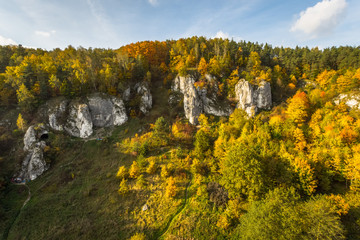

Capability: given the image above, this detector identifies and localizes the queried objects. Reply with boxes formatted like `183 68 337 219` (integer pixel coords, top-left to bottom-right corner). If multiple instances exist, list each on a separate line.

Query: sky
0 0 359 50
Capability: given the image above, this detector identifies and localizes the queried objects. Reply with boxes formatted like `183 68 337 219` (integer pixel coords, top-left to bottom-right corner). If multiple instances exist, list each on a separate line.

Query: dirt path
157 173 192 240
21 184 31 209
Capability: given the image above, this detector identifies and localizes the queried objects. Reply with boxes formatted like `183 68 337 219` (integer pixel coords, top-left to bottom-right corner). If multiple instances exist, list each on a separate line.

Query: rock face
47 94 128 138
23 126 37 151
19 125 49 181
235 79 272 116
172 75 203 124
48 100 67 131
172 75 232 124
136 82 152 114
87 93 128 127
64 102 93 138
334 93 360 109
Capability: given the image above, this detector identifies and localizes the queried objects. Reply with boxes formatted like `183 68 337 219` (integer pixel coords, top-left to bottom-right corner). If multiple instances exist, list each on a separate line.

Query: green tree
16 83 35 111
221 140 265 200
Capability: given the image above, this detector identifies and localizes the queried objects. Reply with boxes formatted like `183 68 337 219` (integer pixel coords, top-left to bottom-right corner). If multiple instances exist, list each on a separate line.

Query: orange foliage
119 41 169 67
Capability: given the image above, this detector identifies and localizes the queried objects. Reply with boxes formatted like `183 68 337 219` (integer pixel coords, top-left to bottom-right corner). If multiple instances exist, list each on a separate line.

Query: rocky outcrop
235 79 272 116
87 93 128 127
172 75 232 124
172 75 203 124
64 102 93 138
46 94 128 138
334 93 360 109
19 125 49 181
48 99 67 131
24 126 37 151
136 82 152 114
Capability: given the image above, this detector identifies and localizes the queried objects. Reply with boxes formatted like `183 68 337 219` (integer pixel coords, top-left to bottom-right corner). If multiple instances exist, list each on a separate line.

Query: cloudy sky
0 0 359 49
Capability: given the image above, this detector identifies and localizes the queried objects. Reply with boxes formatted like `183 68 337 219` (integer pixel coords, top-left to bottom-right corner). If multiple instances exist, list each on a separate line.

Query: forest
1 37 360 239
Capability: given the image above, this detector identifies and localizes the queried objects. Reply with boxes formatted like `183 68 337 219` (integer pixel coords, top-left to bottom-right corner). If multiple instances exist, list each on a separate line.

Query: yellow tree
16 113 26 131
116 166 128 179
129 161 140 178
118 178 129 195
247 51 261 78
286 91 310 125
197 57 208 76
165 176 177 198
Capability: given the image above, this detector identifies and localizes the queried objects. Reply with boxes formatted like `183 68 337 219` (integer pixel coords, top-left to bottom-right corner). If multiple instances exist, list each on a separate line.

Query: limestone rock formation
235 79 272 116
87 93 128 127
64 102 93 138
48 99 67 131
172 75 203 124
46 94 128 138
172 75 232 124
24 126 37 151
19 125 49 181
136 82 152 114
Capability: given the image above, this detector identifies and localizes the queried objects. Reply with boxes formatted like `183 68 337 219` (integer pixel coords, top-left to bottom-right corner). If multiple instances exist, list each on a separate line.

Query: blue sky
0 0 359 49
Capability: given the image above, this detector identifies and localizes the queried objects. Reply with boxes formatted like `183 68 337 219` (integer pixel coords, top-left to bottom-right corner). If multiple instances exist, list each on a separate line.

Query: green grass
1 83 190 240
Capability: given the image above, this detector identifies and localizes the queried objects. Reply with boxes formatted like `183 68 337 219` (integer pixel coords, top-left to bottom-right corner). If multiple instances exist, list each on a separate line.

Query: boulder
136 82 152 114
64 102 93 138
235 79 272 116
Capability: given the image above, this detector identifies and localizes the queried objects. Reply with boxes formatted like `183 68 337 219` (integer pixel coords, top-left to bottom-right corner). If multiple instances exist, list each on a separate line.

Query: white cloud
212 31 243 42
291 0 348 39
214 31 230 39
148 0 158 6
35 30 56 37
0 35 17 45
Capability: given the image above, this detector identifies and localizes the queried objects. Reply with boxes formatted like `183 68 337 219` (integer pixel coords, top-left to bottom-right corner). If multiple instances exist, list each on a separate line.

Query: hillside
1 37 360 239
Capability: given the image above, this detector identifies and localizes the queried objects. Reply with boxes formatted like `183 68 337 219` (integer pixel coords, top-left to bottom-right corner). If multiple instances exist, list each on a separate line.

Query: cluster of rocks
171 74 272 124
46 83 152 138
19 83 152 180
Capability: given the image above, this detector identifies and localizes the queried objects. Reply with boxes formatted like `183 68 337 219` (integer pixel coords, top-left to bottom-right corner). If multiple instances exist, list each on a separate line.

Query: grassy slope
0 82 187 239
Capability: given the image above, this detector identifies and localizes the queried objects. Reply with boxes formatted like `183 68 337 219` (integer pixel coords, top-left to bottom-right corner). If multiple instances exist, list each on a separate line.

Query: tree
286 91 310 125
129 232 147 240
116 166 128 179
16 113 26 131
165 176 177 198
118 178 129 195
146 160 157 175
221 140 265 200
129 161 140 178
232 188 345 240
197 57 208 76
16 83 35 111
